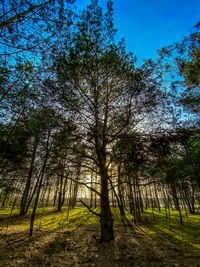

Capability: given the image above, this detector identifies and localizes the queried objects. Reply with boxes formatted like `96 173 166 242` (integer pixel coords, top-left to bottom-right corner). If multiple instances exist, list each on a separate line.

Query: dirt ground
0 223 200 267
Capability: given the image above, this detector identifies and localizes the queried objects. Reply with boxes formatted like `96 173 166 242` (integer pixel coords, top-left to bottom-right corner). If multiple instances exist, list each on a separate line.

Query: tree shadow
0 208 59 227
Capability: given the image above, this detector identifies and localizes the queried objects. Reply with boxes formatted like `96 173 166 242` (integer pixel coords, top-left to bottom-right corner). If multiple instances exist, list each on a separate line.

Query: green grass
135 208 200 250
0 206 100 232
0 206 200 250
0 206 200 266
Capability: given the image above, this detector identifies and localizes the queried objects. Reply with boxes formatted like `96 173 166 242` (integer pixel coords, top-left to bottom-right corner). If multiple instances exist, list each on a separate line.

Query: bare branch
78 199 101 217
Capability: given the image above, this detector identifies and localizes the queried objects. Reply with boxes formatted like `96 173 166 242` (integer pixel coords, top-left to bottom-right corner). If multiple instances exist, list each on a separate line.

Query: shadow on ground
0 209 200 267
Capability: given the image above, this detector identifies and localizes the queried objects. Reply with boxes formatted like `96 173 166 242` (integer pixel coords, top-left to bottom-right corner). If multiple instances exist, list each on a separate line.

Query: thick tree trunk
98 152 114 242
100 175 114 241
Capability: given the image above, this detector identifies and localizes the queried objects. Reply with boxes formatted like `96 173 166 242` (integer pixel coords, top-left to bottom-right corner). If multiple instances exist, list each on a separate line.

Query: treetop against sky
76 0 200 64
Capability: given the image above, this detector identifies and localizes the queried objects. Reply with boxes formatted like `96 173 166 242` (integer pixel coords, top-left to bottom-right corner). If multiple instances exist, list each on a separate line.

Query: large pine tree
49 0 160 241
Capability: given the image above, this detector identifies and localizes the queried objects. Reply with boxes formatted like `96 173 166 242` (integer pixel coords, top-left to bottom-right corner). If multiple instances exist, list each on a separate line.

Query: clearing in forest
0 207 200 267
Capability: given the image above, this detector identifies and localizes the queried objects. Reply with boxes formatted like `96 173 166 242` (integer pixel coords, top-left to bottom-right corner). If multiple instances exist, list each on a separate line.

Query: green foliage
0 124 29 167
178 31 200 114
180 38 200 87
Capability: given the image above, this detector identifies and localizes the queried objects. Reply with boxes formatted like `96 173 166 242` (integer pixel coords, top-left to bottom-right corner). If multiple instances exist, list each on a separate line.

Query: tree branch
0 0 52 30
78 199 101 217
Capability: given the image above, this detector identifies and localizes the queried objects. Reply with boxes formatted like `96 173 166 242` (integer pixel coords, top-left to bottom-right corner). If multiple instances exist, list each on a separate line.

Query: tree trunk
98 151 114 242
154 183 160 212
30 129 51 236
46 184 52 207
171 181 183 225
20 136 38 215
57 173 64 211
94 171 97 208
1 189 9 208
117 163 125 216
53 177 59 207
61 176 68 207
90 172 94 208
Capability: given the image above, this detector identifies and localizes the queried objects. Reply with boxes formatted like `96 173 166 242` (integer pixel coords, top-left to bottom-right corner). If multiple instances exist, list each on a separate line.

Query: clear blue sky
75 0 200 64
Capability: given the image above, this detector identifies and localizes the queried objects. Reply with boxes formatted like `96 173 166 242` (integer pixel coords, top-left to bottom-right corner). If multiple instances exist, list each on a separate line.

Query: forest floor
0 207 200 267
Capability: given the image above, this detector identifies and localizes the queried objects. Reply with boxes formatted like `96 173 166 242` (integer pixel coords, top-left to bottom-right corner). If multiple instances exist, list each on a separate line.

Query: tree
0 0 76 131
156 22 200 126
179 31 200 114
47 0 161 241
0 0 75 58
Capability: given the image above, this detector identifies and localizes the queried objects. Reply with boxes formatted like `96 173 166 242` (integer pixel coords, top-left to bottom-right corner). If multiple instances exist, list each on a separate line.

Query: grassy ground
0 207 200 266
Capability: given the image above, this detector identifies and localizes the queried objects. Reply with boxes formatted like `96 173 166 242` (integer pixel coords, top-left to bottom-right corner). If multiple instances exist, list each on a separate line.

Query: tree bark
30 129 51 236
98 150 114 242
20 136 38 215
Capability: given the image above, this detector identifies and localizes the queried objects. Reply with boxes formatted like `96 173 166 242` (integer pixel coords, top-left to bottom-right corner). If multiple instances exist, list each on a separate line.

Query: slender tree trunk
90 172 94 208
1 189 9 208
154 183 160 212
117 163 125 216
40 182 48 208
94 171 97 208
30 129 51 236
126 173 136 222
148 183 155 221
57 173 64 211
66 178 73 220
144 187 149 210
71 166 81 208
171 181 183 225
25 173 40 214
61 176 68 207
162 182 168 218
7 196 17 228
20 136 38 215
53 177 59 207
46 184 52 207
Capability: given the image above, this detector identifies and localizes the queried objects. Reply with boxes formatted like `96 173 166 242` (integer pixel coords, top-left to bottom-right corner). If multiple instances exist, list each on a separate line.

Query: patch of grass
0 207 20 215
0 206 200 266
137 208 200 250
0 207 101 233
0 206 200 248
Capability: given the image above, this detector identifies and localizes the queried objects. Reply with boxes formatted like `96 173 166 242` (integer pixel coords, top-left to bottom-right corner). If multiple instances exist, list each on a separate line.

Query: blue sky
75 0 200 64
